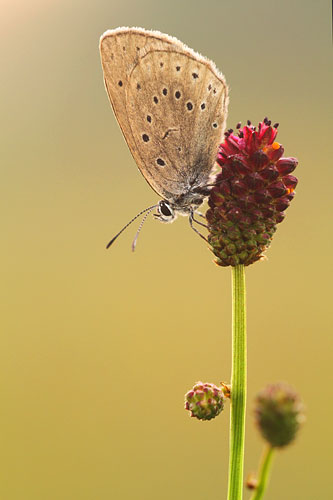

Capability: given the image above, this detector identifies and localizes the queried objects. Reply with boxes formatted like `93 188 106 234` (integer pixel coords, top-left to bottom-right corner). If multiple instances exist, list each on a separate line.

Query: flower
184 382 224 421
206 118 298 266
255 383 304 448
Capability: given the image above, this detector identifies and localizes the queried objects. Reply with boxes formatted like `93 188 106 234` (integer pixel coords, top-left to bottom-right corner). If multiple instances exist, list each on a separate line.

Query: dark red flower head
206 118 299 266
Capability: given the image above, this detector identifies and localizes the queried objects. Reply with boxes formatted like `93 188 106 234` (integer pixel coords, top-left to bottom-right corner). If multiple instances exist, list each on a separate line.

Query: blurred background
1 0 332 498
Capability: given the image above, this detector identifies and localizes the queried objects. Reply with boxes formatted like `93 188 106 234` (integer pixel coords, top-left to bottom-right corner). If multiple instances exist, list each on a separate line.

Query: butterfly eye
157 200 175 222
159 201 172 216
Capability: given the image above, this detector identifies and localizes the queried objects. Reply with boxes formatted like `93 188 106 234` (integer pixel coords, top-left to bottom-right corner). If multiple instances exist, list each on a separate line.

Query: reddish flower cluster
206 118 298 266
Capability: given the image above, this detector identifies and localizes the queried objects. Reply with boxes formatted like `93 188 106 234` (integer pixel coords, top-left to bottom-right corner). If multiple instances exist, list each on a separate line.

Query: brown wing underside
100 28 228 198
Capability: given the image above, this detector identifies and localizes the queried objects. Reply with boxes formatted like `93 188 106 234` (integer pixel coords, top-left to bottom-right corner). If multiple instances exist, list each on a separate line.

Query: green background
1 0 332 498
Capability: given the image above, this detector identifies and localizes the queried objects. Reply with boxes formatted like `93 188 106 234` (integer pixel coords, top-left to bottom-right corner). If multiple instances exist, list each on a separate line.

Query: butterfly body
100 27 228 233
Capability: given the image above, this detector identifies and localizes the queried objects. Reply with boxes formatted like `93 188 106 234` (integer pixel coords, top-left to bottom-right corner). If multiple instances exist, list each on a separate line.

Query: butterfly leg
189 211 208 242
192 212 208 228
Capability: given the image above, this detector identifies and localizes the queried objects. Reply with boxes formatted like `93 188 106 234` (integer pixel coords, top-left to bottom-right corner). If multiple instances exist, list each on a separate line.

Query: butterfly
99 27 229 248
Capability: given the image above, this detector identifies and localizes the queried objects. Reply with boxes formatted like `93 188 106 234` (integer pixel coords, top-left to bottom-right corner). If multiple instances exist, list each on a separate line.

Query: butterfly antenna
131 206 155 252
106 204 157 249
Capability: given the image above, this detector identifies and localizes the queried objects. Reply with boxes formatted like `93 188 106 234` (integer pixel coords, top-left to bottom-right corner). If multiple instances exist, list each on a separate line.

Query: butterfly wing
100 27 228 200
126 49 228 200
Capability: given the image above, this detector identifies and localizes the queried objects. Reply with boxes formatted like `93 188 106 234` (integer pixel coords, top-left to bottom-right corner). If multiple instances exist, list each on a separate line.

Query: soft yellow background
1 0 332 498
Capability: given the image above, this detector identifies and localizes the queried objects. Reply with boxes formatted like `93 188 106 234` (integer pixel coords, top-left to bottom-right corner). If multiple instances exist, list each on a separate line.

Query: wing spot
201 103 206 110
208 84 212 91
178 147 182 152
142 134 150 142
122 46 126 51
175 91 181 99
156 158 165 166
137 83 141 90
136 47 140 51
118 80 123 87
213 88 217 94
212 122 218 129
147 115 152 123
176 66 181 71
160 62 164 67
162 88 168 96
153 96 159 104
192 73 199 79
186 102 193 111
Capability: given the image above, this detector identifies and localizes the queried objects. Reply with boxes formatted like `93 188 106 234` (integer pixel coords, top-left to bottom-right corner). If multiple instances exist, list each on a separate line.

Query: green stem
227 265 247 500
250 446 275 500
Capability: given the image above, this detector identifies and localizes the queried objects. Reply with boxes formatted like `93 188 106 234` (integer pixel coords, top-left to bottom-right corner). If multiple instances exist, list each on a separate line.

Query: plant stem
227 265 247 500
250 446 275 500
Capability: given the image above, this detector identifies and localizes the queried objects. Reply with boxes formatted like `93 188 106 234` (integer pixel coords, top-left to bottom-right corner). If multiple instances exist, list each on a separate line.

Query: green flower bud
184 382 224 421
255 383 304 448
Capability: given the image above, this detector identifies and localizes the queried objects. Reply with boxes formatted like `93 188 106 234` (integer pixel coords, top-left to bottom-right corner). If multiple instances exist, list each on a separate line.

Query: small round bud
246 474 258 490
184 382 224 421
255 383 304 448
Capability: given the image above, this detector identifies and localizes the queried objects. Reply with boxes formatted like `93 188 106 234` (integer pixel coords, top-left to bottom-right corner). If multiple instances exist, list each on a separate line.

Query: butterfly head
154 200 177 223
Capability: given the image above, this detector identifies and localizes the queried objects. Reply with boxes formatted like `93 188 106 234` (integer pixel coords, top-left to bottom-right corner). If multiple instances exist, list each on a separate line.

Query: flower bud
184 382 224 421
255 383 304 448
246 474 258 490
207 118 299 266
